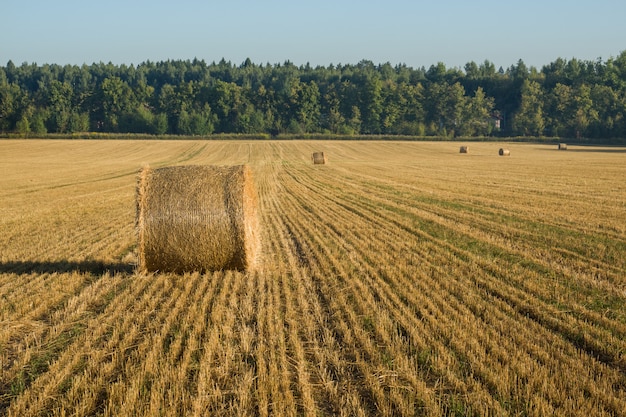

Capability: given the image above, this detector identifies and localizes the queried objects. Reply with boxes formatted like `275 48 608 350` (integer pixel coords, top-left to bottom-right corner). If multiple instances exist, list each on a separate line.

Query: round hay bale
558 143 568 150
499 148 510 156
136 165 259 273
312 152 326 164
459 146 469 154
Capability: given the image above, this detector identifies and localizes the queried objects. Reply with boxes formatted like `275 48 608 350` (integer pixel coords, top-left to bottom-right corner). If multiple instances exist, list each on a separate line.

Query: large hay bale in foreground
499 148 510 156
312 152 326 164
136 165 259 273
558 143 568 150
459 146 469 153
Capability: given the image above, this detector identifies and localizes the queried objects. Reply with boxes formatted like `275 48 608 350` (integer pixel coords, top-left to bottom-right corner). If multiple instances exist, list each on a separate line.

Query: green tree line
1 53 625 140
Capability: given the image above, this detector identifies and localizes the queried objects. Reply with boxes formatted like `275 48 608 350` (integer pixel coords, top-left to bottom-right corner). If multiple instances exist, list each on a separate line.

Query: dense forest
1 52 626 140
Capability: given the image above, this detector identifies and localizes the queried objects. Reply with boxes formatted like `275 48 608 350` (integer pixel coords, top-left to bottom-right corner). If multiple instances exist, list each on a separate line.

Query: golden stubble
1 139 625 416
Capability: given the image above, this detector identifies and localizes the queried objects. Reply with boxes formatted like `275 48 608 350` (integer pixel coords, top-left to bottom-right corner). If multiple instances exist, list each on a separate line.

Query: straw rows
1 140 625 416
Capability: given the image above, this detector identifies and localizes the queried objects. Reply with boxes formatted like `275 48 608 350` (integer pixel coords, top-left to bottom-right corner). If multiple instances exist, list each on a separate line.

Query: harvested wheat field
1 139 625 417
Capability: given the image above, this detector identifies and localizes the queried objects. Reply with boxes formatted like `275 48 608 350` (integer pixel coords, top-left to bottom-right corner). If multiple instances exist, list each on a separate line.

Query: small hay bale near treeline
459 146 469 154
312 152 326 164
559 143 568 150
136 165 259 274
499 148 511 156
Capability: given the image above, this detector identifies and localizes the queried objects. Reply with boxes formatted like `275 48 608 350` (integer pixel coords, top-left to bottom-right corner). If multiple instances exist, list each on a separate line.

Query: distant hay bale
558 143 568 150
312 152 326 164
459 146 469 153
136 165 259 273
499 148 510 156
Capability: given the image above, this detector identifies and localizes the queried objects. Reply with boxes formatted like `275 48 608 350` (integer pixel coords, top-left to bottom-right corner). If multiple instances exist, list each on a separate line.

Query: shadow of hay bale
0 260 134 275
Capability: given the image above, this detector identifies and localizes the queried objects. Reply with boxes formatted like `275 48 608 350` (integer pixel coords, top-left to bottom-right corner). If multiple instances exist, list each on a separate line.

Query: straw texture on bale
559 143 568 150
136 165 259 273
312 152 326 164
499 148 510 156
459 146 469 154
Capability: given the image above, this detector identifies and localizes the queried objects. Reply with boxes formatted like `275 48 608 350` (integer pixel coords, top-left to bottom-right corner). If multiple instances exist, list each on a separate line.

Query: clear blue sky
2 0 625 70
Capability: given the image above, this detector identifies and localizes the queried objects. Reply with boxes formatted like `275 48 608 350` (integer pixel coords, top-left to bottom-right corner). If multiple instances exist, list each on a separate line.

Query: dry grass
136 165 259 273
1 139 625 416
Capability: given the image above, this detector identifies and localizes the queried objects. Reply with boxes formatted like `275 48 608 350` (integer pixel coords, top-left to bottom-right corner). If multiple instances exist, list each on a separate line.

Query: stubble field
0 139 625 416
